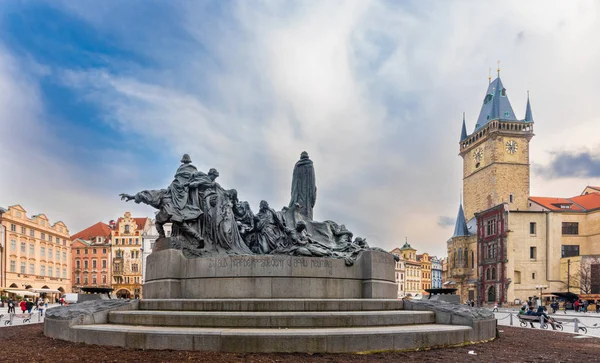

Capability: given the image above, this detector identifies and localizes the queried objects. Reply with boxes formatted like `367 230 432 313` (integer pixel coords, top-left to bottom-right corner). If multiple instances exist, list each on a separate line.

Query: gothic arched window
486 268 491 280
491 267 497 280
471 251 474 268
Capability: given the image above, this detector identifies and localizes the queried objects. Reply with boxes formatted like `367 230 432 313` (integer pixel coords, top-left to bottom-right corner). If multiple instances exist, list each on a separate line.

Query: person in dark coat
25 299 33 313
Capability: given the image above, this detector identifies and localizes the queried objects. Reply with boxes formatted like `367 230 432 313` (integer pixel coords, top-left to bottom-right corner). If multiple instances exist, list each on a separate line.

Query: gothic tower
460 76 534 220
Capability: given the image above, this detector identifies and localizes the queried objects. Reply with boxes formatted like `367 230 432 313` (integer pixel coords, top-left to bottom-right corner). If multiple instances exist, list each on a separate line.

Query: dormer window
501 88 506 96
484 94 493 104
504 111 510 118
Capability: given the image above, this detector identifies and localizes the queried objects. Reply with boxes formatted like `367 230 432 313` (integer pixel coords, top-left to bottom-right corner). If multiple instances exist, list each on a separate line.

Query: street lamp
535 285 548 306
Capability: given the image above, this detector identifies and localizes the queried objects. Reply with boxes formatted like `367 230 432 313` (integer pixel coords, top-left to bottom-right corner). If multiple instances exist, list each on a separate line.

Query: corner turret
452 203 469 237
524 91 533 122
460 112 468 141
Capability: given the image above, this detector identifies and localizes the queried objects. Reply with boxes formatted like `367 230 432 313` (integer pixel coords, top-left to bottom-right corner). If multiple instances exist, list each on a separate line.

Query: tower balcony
460 119 534 152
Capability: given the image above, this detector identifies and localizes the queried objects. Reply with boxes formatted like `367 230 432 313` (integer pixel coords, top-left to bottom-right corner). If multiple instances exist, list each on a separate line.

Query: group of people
6 296 49 316
519 303 559 330
573 299 599 313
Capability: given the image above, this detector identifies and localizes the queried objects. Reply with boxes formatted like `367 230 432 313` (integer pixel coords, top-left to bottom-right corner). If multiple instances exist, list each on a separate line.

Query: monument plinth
45 152 496 353
144 248 397 299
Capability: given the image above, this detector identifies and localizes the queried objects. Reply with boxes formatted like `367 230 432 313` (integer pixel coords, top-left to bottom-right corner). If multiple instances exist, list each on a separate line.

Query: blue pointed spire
524 91 533 122
475 76 518 130
460 112 467 141
452 203 469 237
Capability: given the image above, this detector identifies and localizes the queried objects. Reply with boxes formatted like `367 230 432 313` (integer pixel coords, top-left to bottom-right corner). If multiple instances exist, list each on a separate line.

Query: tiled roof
71 222 112 240
529 193 600 212
134 218 148 229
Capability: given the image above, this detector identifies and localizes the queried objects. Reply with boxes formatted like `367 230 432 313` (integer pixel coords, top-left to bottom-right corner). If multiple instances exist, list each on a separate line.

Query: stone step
140 299 404 312
72 323 472 353
108 310 434 328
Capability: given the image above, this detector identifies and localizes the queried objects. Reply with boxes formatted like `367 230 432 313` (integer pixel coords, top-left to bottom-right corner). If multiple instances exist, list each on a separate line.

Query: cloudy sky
1 0 599 256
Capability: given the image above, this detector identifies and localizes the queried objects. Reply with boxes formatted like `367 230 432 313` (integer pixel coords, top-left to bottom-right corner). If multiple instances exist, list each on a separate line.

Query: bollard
509 313 513 326
574 318 578 333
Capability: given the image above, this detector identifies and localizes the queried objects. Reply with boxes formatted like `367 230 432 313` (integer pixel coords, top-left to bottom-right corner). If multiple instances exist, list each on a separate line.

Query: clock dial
506 140 518 154
473 148 483 163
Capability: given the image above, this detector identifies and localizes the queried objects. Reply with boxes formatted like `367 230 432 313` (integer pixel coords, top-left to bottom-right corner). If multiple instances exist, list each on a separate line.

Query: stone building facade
447 73 600 305
390 247 406 297
111 212 149 298
1 205 72 296
70 222 113 293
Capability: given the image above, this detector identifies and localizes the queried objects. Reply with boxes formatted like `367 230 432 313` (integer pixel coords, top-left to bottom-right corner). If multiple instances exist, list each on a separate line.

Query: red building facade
476 204 509 305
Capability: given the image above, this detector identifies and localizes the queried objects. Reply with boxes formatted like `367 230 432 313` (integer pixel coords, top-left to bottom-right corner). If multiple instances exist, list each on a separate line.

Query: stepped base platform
44 298 497 353
72 323 472 353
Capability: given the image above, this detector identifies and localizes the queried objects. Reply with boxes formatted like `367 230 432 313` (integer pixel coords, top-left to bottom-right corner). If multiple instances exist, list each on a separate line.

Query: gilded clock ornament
473 148 484 162
506 140 518 154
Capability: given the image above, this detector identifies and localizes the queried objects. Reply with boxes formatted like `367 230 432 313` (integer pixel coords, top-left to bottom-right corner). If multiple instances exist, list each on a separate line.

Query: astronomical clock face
472 148 484 163
505 140 518 154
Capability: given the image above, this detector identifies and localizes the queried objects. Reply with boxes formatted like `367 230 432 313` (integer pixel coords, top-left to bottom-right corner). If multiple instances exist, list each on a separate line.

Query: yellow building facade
111 212 149 299
1 205 72 296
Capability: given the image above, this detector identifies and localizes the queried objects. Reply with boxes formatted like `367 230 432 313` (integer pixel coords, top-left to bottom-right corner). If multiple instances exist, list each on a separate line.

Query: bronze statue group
121 152 394 265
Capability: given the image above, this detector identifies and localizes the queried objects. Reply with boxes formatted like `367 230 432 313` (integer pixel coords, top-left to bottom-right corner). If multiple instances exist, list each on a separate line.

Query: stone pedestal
144 249 397 299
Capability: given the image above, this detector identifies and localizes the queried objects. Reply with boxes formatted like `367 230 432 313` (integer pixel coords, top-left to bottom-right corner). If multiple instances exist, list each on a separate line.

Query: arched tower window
471 251 474 268
491 267 497 280
486 268 491 280
458 248 463 266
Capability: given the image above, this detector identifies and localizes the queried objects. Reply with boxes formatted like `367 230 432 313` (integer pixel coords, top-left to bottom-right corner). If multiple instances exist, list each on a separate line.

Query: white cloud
3 0 600 257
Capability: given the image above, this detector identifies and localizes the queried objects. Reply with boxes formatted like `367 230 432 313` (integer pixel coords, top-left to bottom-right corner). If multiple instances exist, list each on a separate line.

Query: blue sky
1 0 599 256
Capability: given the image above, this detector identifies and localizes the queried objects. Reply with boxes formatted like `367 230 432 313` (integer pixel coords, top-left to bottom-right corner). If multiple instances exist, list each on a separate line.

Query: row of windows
9 260 67 278
453 249 475 268
75 259 108 270
112 263 140 273
75 274 107 285
75 248 108 255
9 224 67 245
113 276 141 284
528 222 578 236
9 241 67 260
114 237 140 245
115 250 141 259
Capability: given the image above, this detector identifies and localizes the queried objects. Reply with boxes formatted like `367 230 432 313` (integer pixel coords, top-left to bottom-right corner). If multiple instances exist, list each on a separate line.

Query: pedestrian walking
19 299 27 314
25 299 33 313
59 297 64 306
38 299 45 317
7 299 15 314
43 297 49 308
493 302 498 312
583 300 589 313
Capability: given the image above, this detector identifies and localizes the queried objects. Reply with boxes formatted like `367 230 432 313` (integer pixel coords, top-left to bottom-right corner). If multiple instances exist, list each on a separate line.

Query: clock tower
459 76 534 220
